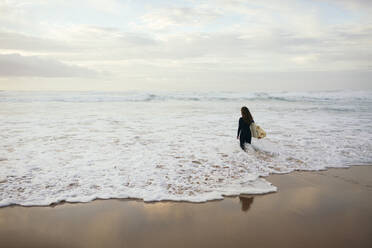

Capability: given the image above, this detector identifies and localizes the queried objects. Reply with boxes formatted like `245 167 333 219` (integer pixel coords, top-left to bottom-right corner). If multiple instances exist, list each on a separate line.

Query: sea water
0 90 371 206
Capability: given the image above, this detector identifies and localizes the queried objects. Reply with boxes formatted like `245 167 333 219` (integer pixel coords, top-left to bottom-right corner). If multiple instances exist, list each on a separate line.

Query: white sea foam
0 90 371 206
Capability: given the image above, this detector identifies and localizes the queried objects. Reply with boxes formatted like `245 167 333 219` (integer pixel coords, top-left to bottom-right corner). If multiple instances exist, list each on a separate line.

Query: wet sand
0 165 371 248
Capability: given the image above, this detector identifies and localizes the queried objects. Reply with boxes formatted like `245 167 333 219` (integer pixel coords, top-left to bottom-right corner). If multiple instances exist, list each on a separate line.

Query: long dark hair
241 106 254 124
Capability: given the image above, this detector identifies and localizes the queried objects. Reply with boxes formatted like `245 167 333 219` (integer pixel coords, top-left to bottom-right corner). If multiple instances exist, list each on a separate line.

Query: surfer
237 106 254 151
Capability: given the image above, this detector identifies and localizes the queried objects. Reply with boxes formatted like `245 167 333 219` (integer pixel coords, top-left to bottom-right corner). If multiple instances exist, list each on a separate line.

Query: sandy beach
1 0 372 247
0 165 371 248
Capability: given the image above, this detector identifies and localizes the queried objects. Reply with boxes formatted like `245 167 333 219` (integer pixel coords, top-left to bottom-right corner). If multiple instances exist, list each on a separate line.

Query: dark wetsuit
237 117 253 150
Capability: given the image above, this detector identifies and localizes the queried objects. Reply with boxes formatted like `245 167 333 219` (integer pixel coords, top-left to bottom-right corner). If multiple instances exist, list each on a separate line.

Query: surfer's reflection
239 195 254 212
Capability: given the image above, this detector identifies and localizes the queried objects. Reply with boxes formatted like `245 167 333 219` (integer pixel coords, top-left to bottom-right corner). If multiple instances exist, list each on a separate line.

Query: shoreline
1 165 371 248
1 164 371 208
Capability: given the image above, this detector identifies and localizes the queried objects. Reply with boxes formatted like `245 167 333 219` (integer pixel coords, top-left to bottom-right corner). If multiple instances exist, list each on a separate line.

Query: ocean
0 90 371 206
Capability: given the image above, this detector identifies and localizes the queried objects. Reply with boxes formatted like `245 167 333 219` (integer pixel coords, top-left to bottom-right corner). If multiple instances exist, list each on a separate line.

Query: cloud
60 26 157 47
0 31 72 52
137 7 221 30
0 53 98 77
316 0 372 10
0 0 371 90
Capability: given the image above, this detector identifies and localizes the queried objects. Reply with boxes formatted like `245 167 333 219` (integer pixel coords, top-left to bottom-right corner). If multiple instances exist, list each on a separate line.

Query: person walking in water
237 106 254 151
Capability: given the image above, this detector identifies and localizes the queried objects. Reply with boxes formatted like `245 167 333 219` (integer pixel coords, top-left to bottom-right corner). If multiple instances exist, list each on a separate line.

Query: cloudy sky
0 0 371 91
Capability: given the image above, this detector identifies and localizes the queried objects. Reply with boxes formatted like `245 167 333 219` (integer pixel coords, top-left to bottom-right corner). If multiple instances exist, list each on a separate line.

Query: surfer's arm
237 118 241 138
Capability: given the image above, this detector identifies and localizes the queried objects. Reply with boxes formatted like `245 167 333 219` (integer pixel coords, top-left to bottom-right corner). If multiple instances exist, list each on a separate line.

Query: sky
0 0 371 92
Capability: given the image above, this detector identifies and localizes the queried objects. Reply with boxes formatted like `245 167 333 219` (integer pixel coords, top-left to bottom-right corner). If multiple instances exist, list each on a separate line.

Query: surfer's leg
247 132 252 144
239 136 246 150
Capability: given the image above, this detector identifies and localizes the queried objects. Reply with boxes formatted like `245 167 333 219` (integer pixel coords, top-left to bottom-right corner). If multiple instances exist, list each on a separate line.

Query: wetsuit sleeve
237 118 241 138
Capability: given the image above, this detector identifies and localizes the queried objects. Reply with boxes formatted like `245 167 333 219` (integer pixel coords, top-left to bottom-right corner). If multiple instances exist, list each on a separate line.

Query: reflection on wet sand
0 166 371 248
239 195 254 212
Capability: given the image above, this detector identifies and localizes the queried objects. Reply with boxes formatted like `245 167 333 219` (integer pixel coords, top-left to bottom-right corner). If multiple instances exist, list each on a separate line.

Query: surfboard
250 123 266 139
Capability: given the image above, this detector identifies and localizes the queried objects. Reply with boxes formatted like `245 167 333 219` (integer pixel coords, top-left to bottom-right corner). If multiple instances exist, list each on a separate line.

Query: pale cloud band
0 0 371 91
0 53 97 77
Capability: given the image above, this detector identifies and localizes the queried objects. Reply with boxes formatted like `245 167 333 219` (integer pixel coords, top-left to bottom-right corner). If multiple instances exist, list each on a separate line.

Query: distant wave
0 90 371 103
